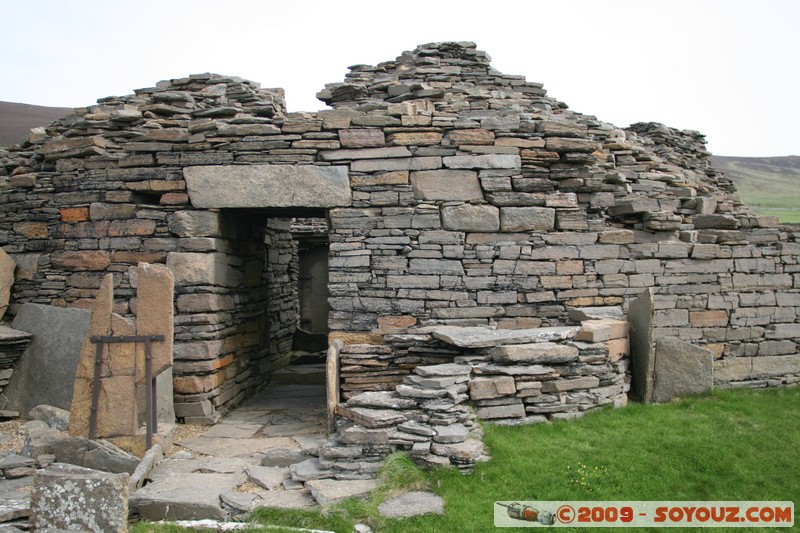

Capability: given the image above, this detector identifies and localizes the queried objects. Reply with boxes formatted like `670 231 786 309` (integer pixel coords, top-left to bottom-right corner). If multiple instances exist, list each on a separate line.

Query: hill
0 101 73 146
711 155 800 223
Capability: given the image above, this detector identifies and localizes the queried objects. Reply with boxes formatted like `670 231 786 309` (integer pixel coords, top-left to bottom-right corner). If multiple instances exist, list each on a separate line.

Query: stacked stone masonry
1 42 799 423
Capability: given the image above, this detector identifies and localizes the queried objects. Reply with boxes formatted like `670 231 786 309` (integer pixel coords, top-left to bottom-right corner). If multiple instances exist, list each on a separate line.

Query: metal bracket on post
88 335 165 449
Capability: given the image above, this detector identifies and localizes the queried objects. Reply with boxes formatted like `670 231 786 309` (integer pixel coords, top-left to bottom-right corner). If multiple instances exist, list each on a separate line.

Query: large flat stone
305 478 378 506
176 437 296 458
628 288 655 402
431 326 580 348
131 472 245 521
652 337 713 403
184 164 351 208
6 304 90 413
378 491 445 518
490 342 579 364
31 463 129 532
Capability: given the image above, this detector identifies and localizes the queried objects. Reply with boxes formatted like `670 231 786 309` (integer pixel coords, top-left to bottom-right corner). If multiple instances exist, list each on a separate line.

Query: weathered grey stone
132 472 245 520
468 376 516 400
431 326 580 348
443 154 521 169
31 463 129 533
346 391 417 410
335 406 406 428
476 402 525 419
652 337 713 402
378 491 445 518
246 465 288 490
541 376 600 392
6 304 90 414
404 374 468 389
28 404 70 431
568 306 625 321
472 364 554 376
184 164 352 208
432 424 469 444
628 288 655 402
414 363 472 378
128 444 163 493
430 438 489 463
398 421 437 437
221 488 317 512
305 478 378 506
490 343 579 364
261 448 313 467
166 210 222 237
410 170 483 201
500 207 555 232
441 204 500 232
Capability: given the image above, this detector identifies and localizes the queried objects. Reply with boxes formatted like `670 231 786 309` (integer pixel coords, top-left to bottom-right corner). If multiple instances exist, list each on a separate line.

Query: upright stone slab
134 263 174 381
628 288 655 402
30 463 129 533
652 337 713 403
184 164 352 208
0 248 15 319
5 304 90 413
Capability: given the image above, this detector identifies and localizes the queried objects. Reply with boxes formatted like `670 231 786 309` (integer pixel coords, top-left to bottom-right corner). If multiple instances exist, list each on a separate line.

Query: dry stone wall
1 42 799 422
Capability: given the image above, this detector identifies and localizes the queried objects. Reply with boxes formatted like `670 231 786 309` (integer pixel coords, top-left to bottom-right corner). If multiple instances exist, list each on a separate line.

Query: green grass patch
134 386 800 532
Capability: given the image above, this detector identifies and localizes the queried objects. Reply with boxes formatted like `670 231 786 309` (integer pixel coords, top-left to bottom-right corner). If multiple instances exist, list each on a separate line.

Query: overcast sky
1 0 797 157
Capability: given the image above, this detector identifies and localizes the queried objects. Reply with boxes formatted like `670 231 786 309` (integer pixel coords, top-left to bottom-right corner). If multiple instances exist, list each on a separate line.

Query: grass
133 386 799 532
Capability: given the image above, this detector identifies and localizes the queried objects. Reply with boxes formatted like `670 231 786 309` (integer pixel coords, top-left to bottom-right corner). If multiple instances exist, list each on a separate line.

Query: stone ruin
0 41 799 490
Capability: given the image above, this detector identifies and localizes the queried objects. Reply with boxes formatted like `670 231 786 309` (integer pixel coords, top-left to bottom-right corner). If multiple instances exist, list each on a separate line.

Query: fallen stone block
31 463 129 533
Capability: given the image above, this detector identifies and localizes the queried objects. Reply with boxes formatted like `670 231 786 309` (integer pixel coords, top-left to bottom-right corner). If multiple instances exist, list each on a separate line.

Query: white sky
1 0 797 157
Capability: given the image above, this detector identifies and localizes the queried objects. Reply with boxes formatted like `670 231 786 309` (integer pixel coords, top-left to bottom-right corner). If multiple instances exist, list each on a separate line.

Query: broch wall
1 42 799 424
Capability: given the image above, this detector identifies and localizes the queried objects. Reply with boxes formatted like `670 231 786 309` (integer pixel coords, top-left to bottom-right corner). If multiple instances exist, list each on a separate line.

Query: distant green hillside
711 155 800 224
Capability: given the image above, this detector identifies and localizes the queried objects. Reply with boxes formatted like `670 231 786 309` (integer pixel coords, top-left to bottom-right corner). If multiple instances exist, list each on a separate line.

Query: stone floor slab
201 424 262 439
305 478 378 506
131 472 245 521
378 491 445 518
176 437 297 458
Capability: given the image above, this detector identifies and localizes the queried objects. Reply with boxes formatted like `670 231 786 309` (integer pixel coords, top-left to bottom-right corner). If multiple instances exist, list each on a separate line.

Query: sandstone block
500 207 555 232
166 252 229 286
339 128 385 147
576 319 630 342
184 164 351 208
441 204 500 232
167 211 222 238
469 376 516 400
51 250 111 271
410 170 483 201
443 154 521 169
689 310 729 327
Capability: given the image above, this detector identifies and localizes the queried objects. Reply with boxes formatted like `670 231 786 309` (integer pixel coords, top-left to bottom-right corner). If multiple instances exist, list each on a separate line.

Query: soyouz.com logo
494 501 794 527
